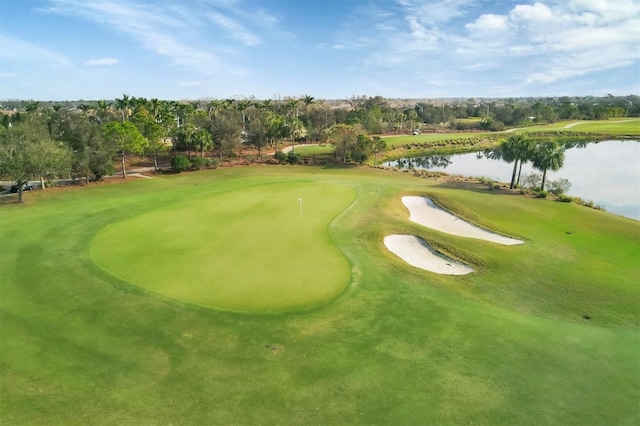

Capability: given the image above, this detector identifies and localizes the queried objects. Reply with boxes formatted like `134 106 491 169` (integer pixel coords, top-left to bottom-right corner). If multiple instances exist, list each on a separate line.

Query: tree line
3 94 637 135
0 94 392 202
1 93 635 202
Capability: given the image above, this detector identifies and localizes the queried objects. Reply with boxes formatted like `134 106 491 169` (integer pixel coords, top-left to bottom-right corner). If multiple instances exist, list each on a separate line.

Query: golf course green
91 180 355 312
1 165 638 425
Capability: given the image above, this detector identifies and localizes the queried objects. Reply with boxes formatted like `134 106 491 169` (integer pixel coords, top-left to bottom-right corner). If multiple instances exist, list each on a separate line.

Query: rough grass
383 132 493 148
1 165 638 425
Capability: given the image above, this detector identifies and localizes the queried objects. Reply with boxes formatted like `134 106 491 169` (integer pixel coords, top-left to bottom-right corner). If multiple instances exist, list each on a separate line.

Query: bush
206 158 219 168
489 121 505 131
190 156 207 170
547 178 571 196
557 194 573 203
171 155 190 172
535 190 548 198
521 173 542 189
287 151 300 164
273 151 287 164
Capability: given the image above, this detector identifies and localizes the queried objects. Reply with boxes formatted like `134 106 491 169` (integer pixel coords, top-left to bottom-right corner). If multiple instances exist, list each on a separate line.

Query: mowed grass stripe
91 180 355 312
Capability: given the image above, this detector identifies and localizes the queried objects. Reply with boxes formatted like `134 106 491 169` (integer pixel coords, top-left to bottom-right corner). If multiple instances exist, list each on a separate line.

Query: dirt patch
264 344 284 355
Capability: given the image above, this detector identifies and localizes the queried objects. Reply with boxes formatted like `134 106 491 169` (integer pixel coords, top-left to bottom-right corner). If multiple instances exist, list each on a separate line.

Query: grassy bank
1 165 638 424
378 118 640 161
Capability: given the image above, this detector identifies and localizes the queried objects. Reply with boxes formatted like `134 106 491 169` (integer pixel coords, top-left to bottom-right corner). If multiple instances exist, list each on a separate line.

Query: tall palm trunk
510 159 519 189
517 161 524 186
121 152 127 178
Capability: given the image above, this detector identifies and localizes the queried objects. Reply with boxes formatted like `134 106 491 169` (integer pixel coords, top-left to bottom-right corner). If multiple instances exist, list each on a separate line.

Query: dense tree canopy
0 117 72 202
0 93 633 194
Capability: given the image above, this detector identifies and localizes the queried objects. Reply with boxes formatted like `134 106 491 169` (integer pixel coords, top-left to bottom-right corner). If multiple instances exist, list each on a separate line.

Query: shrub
91 162 115 181
489 121 505 131
206 158 219 168
547 178 571 196
287 151 300 164
273 151 287 164
190 156 207 170
171 155 190 172
521 173 542 189
557 194 573 203
535 190 548 198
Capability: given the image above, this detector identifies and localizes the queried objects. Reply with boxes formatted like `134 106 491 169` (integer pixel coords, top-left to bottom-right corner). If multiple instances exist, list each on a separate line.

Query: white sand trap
402 196 523 245
384 235 474 275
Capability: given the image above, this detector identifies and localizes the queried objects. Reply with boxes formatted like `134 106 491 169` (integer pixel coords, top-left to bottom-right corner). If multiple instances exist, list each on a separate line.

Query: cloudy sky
1 0 639 100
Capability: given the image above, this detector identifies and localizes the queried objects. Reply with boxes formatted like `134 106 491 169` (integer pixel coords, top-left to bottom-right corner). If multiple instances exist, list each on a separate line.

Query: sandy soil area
402 196 523 245
384 235 474 275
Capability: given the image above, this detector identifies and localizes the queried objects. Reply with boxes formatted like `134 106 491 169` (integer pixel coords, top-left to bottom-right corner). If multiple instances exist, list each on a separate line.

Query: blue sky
1 0 639 100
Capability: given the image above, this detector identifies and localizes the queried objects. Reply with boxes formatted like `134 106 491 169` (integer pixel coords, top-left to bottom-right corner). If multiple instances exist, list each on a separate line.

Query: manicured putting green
91 181 355 312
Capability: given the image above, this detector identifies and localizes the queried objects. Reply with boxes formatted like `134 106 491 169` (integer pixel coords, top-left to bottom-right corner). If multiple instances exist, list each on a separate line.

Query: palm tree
114 94 131 122
207 99 224 119
149 98 162 123
256 99 273 112
193 128 213 157
235 99 252 131
500 134 532 189
531 140 565 191
96 100 111 122
284 98 300 153
302 95 315 112
77 103 92 115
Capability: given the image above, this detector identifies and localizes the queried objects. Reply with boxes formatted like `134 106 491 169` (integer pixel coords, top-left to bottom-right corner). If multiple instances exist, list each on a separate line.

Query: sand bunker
384 235 474 275
402 196 523 245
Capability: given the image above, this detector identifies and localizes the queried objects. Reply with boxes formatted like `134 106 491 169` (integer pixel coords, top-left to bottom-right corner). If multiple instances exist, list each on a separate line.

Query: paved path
281 143 319 153
564 119 634 129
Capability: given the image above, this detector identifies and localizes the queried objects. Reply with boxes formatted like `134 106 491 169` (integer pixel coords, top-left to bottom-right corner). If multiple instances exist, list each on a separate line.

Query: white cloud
510 3 553 24
465 14 509 32
84 58 120 66
44 0 222 71
177 81 201 87
351 0 639 94
205 11 261 46
396 0 476 25
567 0 640 22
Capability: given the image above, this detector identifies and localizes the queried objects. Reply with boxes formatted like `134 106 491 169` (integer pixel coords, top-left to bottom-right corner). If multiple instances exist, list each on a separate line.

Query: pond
385 140 640 221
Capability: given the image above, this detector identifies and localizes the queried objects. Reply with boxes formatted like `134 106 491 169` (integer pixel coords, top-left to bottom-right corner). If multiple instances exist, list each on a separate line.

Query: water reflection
390 155 452 170
384 140 640 220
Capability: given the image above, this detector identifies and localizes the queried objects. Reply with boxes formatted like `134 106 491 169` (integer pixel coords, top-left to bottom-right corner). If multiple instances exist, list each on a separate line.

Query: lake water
385 140 640 221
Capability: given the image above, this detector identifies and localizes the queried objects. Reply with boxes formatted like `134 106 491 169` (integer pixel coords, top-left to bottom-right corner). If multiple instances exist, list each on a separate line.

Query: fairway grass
1 165 639 425
381 118 640 150
91 181 355 312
